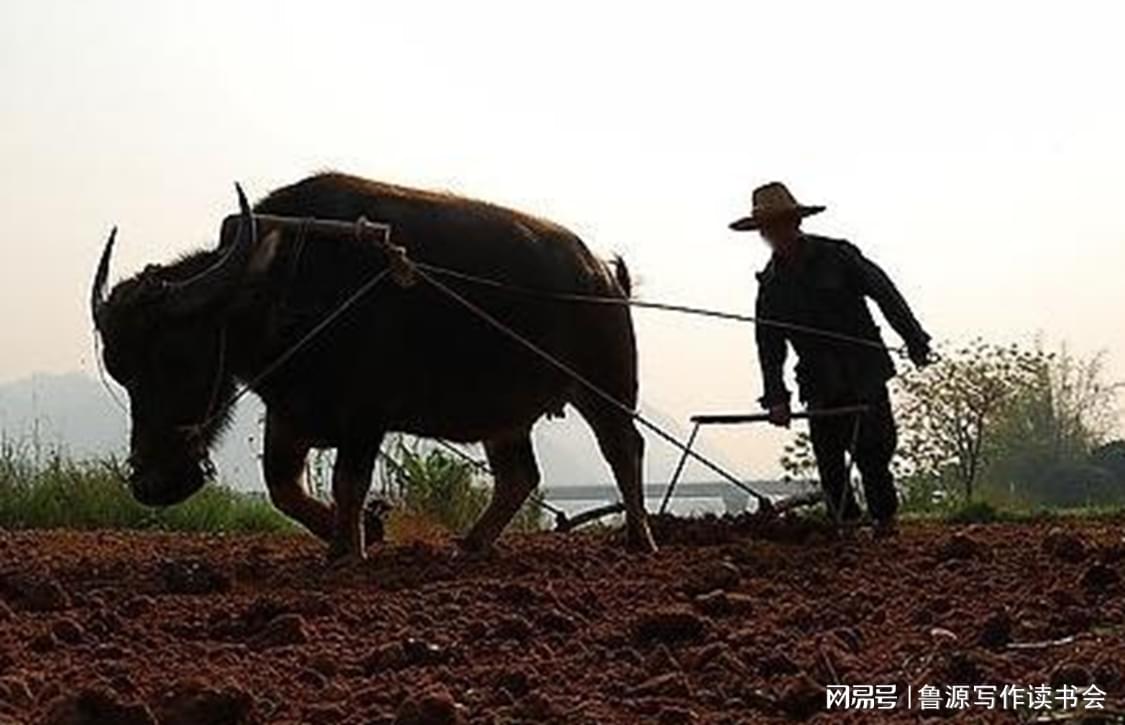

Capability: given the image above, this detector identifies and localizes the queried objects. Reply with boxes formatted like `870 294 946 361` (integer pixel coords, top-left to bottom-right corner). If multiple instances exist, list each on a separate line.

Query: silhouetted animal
91 173 656 561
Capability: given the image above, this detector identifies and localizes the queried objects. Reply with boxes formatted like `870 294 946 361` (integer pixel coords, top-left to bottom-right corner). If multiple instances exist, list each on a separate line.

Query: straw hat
729 182 825 231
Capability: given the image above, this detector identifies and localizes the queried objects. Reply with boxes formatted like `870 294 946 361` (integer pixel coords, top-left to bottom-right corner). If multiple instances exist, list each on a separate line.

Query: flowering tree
894 340 1044 501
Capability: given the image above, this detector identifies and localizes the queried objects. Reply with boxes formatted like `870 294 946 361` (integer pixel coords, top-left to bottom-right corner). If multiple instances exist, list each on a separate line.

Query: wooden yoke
218 213 416 287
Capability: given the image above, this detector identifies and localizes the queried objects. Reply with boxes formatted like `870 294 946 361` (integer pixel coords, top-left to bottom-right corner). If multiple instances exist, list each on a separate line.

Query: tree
894 339 1043 501
1091 440 1125 481
1003 347 1118 458
779 431 817 482
986 347 1123 505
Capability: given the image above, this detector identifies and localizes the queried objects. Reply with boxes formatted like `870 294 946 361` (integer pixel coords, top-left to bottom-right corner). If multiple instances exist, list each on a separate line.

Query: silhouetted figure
730 182 931 536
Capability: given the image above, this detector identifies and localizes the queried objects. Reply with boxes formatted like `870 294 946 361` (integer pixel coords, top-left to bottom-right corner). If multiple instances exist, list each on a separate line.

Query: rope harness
414 262 902 355
183 217 401 435
103 212 902 521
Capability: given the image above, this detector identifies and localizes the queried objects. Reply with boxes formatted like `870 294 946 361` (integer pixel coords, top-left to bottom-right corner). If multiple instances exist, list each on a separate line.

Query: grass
901 498 1125 526
777 489 1125 527
8 436 1120 537
0 444 293 533
0 437 546 537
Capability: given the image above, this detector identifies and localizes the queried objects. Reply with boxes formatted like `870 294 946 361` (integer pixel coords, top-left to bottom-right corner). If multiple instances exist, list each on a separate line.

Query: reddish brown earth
1 516 1123 724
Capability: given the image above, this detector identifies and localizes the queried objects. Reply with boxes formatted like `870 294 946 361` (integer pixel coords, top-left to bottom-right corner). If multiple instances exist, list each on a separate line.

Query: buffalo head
91 185 257 506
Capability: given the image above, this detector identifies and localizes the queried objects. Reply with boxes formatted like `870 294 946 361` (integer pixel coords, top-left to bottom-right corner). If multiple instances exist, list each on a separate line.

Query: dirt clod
977 610 1012 649
492 614 532 641
394 687 465 725
657 705 697 724
692 589 754 617
1043 527 1088 563
1080 563 1121 593
51 617 85 645
682 560 741 596
402 637 449 665
758 651 801 677
495 669 531 698
632 608 707 645
1050 661 1094 688
44 687 156 725
1 572 71 612
0 676 34 709
536 607 577 634
633 672 692 698
156 680 254 725
307 652 339 678
937 531 983 561
159 558 231 595
249 613 308 649
121 595 155 619
775 674 825 720
29 629 59 653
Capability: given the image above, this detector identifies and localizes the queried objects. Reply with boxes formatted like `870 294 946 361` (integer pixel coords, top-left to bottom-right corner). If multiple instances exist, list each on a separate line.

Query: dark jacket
755 234 929 407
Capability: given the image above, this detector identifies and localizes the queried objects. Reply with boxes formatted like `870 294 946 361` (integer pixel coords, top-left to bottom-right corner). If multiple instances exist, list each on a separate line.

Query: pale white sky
1 1 1123 470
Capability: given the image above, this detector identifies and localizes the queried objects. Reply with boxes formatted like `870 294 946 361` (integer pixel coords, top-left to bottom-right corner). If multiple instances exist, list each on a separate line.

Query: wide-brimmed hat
729 182 825 231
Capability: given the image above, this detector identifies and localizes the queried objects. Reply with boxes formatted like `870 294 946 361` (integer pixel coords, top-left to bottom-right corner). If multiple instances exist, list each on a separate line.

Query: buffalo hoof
325 541 367 569
363 499 391 545
326 553 367 574
454 536 497 560
626 528 659 555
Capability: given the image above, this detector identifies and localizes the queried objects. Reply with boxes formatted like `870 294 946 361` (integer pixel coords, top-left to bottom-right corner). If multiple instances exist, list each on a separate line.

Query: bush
942 500 1001 524
383 439 545 535
392 442 490 533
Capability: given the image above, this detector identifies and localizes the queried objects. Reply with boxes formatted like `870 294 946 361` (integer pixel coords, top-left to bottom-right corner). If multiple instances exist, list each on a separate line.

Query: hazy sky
2 1 1123 471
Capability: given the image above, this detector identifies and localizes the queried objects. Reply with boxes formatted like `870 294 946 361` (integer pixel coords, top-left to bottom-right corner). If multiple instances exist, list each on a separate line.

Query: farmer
730 182 931 536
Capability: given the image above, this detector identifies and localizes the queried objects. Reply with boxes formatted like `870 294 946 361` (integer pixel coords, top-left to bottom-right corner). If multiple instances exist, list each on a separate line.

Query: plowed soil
1 515 1123 724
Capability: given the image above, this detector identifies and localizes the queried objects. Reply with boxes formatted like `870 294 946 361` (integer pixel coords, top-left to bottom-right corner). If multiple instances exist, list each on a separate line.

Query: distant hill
0 373 747 493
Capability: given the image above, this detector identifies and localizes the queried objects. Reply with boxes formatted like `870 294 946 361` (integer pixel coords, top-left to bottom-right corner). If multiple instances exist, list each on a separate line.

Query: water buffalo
90 173 656 561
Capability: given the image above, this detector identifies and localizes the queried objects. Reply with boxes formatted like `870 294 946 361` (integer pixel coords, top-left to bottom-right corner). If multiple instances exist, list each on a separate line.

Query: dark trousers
808 388 899 523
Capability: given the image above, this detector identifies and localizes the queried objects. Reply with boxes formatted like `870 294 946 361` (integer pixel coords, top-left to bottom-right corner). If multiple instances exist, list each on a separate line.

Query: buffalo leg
461 432 540 552
575 400 657 553
327 438 381 563
263 411 334 541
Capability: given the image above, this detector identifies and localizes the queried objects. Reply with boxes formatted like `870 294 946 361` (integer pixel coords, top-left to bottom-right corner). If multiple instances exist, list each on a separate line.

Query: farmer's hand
767 402 792 428
908 342 933 368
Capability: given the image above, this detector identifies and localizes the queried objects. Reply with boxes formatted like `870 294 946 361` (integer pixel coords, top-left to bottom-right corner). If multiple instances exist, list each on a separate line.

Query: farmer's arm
844 243 930 356
755 289 790 408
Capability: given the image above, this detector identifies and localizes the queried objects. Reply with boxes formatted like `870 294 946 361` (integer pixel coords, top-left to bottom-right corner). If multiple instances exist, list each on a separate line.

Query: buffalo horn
91 227 117 328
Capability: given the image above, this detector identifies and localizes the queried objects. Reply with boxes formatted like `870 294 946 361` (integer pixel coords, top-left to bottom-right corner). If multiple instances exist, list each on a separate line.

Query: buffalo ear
247 229 283 277
163 182 256 317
